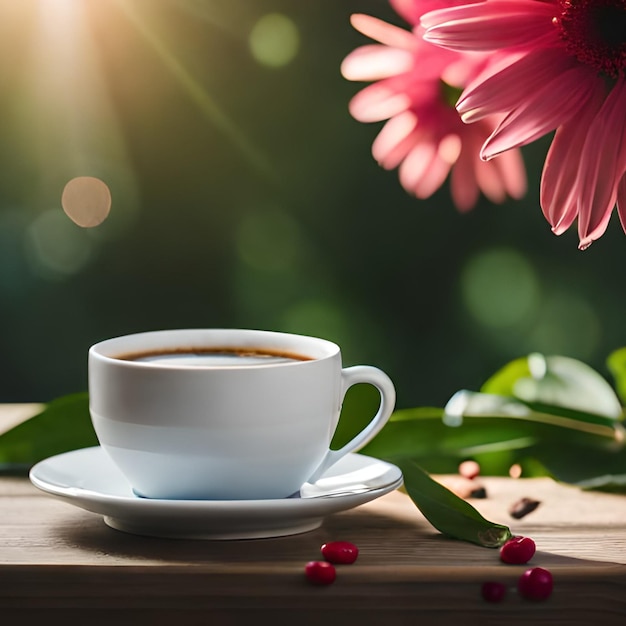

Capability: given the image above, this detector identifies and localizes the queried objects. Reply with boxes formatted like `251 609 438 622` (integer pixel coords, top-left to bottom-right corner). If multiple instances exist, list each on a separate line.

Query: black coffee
117 347 312 366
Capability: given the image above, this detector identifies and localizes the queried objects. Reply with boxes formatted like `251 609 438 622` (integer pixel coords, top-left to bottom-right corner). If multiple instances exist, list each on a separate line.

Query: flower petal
451 159 480 211
451 128 483 211
372 111 419 168
421 0 558 51
350 13 419 49
441 51 493 89
341 45 415 81
578 211 613 250
399 139 438 191
476 158 507 204
415 153 454 199
414 134 461 198
458 47 576 123
577 77 626 247
348 80 412 122
540 87 605 233
493 147 527 200
617 174 626 234
481 66 599 159
390 0 442 26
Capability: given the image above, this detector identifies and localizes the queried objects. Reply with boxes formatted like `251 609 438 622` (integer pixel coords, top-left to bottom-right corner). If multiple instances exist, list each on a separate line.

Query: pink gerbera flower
341 0 527 212
421 0 626 248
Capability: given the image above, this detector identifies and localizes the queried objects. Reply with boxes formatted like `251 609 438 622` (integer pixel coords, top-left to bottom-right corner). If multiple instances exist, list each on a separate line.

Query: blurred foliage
0 392 94 472
363 349 626 492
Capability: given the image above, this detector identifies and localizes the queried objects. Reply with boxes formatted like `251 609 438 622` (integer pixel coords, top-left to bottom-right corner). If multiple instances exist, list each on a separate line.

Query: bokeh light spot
461 248 540 329
61 176 111 227
26 209 94 278
249 13 299 68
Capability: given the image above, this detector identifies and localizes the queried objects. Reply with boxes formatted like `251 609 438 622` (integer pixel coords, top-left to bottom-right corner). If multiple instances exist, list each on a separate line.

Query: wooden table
1 405 626 625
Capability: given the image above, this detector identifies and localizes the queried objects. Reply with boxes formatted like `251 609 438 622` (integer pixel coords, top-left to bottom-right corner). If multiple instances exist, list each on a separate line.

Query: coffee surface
117 347 312 366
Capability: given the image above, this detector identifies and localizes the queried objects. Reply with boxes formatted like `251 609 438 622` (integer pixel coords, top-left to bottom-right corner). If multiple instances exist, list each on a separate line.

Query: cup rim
89 328 340 369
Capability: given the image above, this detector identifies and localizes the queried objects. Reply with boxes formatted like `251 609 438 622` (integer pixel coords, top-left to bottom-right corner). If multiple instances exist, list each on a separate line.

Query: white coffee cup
88 328 396 500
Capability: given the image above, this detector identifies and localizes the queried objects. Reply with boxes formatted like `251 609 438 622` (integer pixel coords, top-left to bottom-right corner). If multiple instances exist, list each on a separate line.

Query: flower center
554 0 626 77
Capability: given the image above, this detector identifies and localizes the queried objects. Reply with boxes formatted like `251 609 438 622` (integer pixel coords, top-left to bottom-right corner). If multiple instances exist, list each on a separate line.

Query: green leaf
481 356 531 396
396 459 511 548
364 373 626 487
607 347 626 406
529 441 626 491
443 390 623 440
388 407 447 422
0 392 97 471
363 406 539 467
483 353 623 420
439 389 626 487
367 402 626 482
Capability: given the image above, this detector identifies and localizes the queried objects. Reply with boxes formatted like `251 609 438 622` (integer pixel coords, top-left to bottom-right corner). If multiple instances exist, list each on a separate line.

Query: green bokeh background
0 0 624 411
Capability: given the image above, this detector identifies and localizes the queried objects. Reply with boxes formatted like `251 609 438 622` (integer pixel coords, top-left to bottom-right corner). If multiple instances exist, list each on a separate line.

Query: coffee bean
509 497 541 519
469 486 488 499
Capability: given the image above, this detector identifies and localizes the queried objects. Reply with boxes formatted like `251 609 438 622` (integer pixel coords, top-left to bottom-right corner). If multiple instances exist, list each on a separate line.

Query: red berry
518 567 553 601
500 536 536 564
321 541 359 564
481 581 507 603
305 561 336 585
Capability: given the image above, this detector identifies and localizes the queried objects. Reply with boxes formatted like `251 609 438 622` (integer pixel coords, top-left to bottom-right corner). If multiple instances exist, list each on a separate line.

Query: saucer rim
29 446 403 509
29 446 403 539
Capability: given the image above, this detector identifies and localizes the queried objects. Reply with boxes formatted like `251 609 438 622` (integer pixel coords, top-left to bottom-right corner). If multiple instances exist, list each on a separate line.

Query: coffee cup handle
307 365 396 483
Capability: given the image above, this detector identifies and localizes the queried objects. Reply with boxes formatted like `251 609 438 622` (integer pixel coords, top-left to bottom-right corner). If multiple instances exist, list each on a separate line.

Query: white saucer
29 447 403 540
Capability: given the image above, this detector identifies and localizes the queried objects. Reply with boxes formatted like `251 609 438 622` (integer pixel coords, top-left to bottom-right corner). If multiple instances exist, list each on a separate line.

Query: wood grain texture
1 406 626 624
